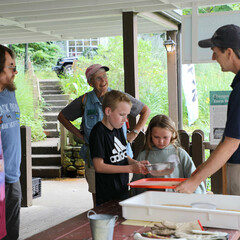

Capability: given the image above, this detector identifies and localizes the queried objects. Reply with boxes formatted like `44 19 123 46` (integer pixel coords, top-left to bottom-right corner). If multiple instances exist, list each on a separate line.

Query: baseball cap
85 64 109 82
198 24 240 48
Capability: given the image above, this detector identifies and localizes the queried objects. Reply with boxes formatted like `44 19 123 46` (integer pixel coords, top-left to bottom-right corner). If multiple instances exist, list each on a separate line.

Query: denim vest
80 88 133 166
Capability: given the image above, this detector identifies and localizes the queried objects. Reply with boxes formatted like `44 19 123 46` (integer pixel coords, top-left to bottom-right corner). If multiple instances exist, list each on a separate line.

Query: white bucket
87 210 118 240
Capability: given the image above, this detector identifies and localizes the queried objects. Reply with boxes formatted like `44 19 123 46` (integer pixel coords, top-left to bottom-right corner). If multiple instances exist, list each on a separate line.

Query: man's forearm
193 136 240 183
176 136 240 193
58 112 83 140
134 105 150 132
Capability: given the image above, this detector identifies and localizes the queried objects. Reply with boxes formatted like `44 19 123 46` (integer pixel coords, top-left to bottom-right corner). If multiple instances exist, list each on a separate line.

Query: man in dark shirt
176 24 240 195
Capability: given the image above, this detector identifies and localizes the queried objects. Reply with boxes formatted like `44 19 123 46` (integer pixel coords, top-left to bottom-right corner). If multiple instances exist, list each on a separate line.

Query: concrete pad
20 178 92 240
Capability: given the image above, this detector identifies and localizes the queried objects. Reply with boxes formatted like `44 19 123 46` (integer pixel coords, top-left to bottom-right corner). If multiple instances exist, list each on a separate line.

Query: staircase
32 79 69 178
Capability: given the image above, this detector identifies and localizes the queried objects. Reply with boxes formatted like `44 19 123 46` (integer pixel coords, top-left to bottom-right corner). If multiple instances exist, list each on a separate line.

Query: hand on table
175 178 198 194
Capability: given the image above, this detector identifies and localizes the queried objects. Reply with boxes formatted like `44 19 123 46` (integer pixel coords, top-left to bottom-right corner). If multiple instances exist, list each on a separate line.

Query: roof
0 0 239 44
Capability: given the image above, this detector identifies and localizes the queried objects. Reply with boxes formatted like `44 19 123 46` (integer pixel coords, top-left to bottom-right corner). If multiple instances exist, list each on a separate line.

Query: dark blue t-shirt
224 71 240 164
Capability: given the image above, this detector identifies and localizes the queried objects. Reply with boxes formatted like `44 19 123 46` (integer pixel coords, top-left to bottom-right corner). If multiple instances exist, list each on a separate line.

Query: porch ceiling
0 0 239 44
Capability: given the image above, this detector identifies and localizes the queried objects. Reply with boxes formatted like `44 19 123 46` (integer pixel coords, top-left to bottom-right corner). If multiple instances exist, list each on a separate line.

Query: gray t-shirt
61 90 144 121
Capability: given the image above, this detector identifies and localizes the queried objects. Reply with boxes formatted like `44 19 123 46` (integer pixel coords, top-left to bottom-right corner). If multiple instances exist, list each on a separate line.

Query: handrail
27 60 41 117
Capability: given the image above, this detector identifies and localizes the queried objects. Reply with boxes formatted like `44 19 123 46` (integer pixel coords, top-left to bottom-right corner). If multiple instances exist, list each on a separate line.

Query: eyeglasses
95 74 107 81
7 66 17 72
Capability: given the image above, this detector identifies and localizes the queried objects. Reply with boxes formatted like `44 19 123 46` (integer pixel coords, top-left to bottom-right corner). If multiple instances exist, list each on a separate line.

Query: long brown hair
143 114 179 151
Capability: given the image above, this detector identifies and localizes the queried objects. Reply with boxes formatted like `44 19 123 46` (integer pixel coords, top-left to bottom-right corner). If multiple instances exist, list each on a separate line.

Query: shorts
84 165 95 194
227 163 240 195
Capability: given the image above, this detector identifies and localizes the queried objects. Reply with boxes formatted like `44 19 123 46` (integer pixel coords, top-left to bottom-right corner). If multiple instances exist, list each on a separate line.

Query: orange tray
128 178 187 189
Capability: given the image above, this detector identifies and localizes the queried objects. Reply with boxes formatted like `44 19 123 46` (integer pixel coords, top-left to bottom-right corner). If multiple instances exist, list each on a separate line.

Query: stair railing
26 60 41 118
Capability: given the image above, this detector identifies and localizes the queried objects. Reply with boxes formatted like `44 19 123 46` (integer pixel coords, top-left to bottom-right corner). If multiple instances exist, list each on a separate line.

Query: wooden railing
178 129 226 194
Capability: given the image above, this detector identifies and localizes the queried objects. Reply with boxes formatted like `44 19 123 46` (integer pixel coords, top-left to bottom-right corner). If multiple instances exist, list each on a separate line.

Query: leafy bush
12 42 62 70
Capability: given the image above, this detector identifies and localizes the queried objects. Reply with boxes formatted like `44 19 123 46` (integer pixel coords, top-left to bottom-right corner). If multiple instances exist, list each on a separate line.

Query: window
67 38 100 57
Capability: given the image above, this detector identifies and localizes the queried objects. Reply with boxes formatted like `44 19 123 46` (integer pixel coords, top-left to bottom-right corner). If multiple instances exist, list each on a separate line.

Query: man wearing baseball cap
176 24 240 195
58 64 150 206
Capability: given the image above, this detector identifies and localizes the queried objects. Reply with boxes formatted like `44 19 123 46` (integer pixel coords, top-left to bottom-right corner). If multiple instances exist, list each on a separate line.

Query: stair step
32 154 61 166
32 166 61 178
39 80 61 86
43 106 65 112
42 94 69 101
32 145 60 155
42 90 63 95
43 121 58 130
32 80 64 179
40 85 61 91
44 129 60 138
43 113 59 121
45 100 69 106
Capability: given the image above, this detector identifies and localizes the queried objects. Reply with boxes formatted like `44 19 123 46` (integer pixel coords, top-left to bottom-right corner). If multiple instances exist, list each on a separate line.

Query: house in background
54 38 108 57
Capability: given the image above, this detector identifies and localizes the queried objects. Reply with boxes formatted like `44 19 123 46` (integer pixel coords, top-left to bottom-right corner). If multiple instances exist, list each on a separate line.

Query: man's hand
175 178 198 194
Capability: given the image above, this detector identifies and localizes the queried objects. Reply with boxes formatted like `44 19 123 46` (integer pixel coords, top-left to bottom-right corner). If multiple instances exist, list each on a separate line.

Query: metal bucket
87 210 118 240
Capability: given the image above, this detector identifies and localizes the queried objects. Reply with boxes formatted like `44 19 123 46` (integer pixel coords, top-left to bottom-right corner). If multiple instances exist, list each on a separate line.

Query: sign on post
210 91 231 145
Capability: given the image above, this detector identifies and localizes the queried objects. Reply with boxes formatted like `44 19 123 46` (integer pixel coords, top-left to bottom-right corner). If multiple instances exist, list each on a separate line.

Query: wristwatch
132 129 139 135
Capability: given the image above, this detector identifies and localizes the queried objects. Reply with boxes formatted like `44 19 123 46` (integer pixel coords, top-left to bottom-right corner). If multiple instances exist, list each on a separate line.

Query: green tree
183 4 240 15
11 42 62 70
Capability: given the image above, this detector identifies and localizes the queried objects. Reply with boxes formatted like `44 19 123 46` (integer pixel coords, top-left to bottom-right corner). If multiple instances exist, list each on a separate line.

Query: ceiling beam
138 12 178 30
14 9 121 23
0 1 165 17
0 0 146 13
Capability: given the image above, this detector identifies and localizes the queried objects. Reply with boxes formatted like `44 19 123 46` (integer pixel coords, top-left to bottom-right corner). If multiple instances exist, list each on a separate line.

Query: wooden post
24 43 28 73
166 31 178 130
122 11 141 158
178 129 190 154
20 126 32 207
60 123 67 165
122 11 138 99
191 130 205 167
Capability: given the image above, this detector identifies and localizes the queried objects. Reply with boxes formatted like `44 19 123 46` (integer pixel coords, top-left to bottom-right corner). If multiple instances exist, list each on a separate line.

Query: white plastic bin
119 191 240 230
